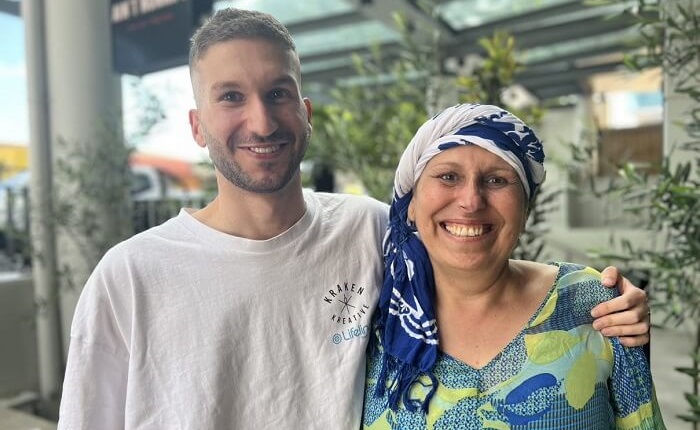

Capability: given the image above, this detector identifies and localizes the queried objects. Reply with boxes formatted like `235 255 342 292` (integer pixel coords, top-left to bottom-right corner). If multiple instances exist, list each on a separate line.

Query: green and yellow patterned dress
363 262 665 430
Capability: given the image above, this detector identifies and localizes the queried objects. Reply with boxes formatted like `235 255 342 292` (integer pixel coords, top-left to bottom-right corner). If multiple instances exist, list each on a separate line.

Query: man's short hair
189 8 297 67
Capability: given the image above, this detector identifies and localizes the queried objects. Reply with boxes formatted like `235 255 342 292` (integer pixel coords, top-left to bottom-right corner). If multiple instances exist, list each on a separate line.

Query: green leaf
676 367 700 378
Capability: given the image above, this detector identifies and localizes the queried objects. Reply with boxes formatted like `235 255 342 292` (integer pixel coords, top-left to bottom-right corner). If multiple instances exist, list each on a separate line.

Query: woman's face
409 145 528 275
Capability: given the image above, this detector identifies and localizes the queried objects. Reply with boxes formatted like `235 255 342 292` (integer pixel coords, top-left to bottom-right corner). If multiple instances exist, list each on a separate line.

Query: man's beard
205 123 311 194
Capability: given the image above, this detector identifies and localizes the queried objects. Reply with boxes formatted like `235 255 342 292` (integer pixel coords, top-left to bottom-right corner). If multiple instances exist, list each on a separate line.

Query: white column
21 0 62 409
44 0 124 353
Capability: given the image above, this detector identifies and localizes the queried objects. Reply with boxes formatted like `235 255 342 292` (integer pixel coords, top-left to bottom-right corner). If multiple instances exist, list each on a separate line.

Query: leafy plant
308 13 433 201
457 31 519 104
456 30 544 128
52 127 133 291
614 149 700 425
308 5 554 260
50 77 165 292
589 0 700 425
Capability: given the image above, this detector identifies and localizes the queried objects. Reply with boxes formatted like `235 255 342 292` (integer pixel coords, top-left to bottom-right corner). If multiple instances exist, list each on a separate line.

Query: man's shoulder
310 191 389 217
98 212 190 266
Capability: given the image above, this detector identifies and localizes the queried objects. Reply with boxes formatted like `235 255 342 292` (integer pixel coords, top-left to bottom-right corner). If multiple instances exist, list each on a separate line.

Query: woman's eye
269 89 290 102
438 173 458 182
484 176 509 187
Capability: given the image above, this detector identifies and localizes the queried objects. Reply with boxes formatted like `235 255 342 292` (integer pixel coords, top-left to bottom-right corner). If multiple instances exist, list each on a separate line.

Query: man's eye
221 92 243 103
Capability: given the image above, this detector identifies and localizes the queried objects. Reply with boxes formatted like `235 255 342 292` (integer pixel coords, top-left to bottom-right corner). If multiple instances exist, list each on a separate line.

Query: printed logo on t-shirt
322 282 370 325
322 282 371 345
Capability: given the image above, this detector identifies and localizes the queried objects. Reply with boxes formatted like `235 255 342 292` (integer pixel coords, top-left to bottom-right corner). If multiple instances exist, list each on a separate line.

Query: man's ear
189 109 206 148
303 97 313 124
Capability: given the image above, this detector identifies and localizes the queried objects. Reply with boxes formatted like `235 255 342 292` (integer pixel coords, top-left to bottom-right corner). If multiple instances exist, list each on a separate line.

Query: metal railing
131 197 209 234
0 187 209 269
0 187 31 269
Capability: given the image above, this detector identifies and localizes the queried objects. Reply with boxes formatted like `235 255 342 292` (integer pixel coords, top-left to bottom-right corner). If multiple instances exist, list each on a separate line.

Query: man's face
189 39 312 194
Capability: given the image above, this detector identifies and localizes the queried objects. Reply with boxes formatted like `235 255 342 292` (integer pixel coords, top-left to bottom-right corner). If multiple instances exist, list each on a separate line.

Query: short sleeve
57 253 131 430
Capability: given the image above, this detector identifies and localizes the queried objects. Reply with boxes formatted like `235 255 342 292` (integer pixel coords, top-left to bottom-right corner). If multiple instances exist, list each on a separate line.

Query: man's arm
590 266 650 347
57 259 130 430
58 337 128 430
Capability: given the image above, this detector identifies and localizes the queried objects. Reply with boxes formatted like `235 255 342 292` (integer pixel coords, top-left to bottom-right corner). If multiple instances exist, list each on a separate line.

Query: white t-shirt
58 191 389 430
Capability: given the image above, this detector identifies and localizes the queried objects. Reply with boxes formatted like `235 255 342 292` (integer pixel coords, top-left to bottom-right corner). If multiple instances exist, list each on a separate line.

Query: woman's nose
457 181 486 212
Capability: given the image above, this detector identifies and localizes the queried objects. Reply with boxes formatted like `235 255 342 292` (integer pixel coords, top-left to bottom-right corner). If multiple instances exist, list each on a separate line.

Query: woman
363 104 664 429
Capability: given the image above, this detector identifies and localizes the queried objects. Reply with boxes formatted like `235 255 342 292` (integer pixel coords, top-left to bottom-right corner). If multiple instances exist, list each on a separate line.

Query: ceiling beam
445 2 636 58
504 16 633 53
300 41 404 65
302 62 360 84
520 31 638 67
531 83 585 101
517 61 625 91
347 0 456 45
288 1 642 100
448 0 594 36
286 10 366 34
302 39 630 99
0 0 20 16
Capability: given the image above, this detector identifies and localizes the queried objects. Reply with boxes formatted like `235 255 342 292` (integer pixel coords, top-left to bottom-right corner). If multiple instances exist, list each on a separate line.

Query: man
58 8 649 429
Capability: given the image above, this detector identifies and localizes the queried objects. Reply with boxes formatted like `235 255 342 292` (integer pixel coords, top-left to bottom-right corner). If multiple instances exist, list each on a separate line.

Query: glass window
437 0 574 30
219 0 353 25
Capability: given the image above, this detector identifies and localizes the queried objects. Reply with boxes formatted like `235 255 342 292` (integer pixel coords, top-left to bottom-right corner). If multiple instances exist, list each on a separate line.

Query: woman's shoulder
515 261 617 329
510 260 559 300
548 261 618 316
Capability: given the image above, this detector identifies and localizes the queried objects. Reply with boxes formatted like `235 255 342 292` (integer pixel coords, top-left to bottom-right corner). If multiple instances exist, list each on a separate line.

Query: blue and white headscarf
376 103 546 412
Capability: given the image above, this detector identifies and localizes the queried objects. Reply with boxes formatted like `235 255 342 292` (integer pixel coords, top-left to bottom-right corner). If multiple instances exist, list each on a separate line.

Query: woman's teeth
444 224 487 237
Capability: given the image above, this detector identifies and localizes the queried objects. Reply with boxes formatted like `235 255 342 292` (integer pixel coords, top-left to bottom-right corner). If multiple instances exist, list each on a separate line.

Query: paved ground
651 317 695 429
0 407 55 430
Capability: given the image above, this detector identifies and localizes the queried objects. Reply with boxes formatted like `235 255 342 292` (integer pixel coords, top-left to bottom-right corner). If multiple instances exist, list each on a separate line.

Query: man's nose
245 98 278 137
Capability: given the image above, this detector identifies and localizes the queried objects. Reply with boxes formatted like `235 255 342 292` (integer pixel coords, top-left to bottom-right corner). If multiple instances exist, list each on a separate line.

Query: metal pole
20 0 63 409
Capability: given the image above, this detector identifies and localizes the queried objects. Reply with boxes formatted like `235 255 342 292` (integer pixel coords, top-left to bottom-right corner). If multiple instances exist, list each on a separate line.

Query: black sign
111 0 213 76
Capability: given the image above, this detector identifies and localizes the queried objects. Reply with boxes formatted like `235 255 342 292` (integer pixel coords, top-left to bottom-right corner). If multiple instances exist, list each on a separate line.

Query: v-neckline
440 263 563 372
